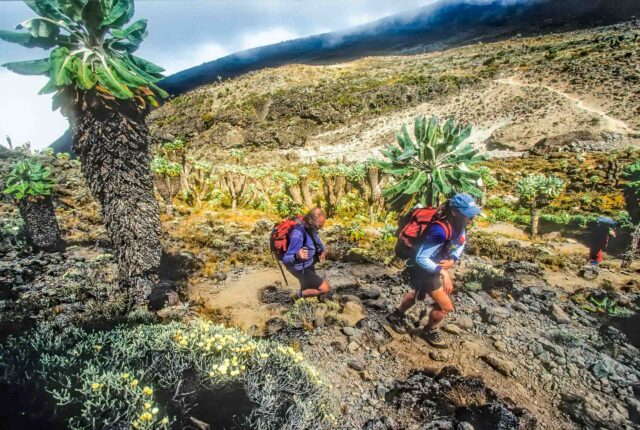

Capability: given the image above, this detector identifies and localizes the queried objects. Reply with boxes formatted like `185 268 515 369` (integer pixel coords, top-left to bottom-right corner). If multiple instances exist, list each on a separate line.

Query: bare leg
425 287 454 330
397 290 418 314
301 280 331 298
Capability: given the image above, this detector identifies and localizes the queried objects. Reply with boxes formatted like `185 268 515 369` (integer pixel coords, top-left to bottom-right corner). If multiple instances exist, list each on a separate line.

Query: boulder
443 324 462 335
339 302 365 327
339 294 363 306
481 354 515 376
348 359 366 372
313 303 328 328
551 304 572 324
561 393 629 429
360 286 382 300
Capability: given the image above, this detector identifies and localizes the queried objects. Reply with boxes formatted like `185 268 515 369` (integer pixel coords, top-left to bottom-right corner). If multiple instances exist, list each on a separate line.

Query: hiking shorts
405 264 441 300
289 266 325 291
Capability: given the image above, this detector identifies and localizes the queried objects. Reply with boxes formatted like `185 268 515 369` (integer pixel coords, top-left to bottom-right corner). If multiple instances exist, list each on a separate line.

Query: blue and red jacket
414 223 466 273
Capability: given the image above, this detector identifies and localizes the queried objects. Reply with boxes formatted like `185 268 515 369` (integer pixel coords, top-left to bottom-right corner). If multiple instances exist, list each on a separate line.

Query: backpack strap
433 220 453 241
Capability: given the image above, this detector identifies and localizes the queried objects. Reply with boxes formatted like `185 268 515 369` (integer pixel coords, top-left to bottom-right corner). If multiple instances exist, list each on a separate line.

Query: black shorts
289 266 324 291
405 264 441 300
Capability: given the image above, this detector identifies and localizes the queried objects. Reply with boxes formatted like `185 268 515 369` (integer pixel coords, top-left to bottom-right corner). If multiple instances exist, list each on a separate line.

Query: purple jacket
282 224 326 271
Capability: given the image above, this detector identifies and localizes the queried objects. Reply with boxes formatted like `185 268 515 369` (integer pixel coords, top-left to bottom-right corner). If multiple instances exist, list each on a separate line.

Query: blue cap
450 193 483 218
596 216 616 226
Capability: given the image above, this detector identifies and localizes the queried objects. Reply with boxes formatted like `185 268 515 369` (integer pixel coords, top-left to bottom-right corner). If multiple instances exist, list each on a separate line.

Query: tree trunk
622 222 640 268
530 207 540 239
18 196 62 252
300 177 314 209
179 154 190 195
286 184 304 206
66 90 162 307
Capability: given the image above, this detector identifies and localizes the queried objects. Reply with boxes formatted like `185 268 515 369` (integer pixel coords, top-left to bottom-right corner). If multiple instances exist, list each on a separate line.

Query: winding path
496 77 637 134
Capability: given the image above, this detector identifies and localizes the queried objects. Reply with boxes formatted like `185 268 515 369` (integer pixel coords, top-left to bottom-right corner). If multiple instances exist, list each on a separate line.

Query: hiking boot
290 291 303 302
386 311 408 334
420 329 448 349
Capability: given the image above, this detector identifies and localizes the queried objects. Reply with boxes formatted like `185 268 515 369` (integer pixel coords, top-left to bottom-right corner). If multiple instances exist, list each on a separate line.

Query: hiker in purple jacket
282 208 330 299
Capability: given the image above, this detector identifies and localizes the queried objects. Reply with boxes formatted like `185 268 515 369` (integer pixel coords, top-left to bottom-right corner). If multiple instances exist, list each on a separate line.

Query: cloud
158 42 230 75
0 71 68 150
240 27 299 51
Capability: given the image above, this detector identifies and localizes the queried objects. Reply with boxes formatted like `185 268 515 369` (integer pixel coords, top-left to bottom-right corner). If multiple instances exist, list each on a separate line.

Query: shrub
285 298 340 330
0 212 28 251
461 261 507 290
3 160 54 201
0 320 335 429
346 221 366 242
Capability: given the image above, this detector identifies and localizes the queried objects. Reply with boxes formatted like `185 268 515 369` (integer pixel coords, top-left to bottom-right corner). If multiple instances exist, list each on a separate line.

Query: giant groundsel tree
515 174 564 239
1 0 168 306
379 115 485 212
621 159 640 268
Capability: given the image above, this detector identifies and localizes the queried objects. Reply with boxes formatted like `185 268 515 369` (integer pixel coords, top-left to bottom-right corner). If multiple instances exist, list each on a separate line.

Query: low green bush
0 320 336 429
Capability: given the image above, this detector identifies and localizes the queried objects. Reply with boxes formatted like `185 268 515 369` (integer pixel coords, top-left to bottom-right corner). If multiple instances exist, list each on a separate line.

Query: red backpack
395 207 452 260
270 215 304 260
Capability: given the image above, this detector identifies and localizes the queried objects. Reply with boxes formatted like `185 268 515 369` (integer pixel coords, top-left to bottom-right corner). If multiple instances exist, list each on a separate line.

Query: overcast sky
0 0 432 150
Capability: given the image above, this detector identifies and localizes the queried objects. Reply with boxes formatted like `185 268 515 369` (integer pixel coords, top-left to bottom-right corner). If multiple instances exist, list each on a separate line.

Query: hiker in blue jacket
282 208 331 299
387 193 482 348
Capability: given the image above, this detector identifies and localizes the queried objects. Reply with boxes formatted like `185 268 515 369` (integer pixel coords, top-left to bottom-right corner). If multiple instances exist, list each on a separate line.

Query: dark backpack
270 215 304 260
395 207 452 260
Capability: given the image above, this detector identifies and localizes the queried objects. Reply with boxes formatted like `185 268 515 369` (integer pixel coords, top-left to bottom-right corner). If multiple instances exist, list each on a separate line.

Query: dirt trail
188 268 294 333
496 77 637 134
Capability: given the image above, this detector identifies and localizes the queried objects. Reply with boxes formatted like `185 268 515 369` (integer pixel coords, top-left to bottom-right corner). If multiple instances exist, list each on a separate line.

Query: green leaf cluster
161 138 185 154
378 115 485 210
150 156 181 177
3 159 54 200
582 296 634 318
1 0 167 103
515 174 564 209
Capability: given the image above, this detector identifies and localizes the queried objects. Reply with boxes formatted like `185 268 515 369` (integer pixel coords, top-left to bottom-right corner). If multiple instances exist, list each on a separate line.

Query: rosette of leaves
378 115 485 212
1 0 170 305
515 174 564 239
3 160 61 251
1 0 167 106
3 159 53 200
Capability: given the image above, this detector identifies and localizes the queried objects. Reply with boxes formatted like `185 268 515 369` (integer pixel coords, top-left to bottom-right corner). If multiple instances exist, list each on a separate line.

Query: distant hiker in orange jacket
589 216 617 265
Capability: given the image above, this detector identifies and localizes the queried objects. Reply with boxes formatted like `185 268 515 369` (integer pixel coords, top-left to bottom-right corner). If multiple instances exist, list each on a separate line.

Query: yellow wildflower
139 412 153 422
161 417 169 425
142 386 153 396
91 382 101 390
131 379 139 387
121 373 130 379
144 402 151 409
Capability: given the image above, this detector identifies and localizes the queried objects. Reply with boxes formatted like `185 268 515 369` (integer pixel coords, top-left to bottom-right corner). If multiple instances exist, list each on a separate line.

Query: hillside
148 20 640 162
159 0 640 95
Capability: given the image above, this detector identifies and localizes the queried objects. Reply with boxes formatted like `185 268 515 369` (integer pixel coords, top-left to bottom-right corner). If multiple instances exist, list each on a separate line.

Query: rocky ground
183 238 640 430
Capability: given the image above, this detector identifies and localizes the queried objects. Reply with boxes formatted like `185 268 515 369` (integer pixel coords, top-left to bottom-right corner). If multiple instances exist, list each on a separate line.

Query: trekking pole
271 251 289 286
